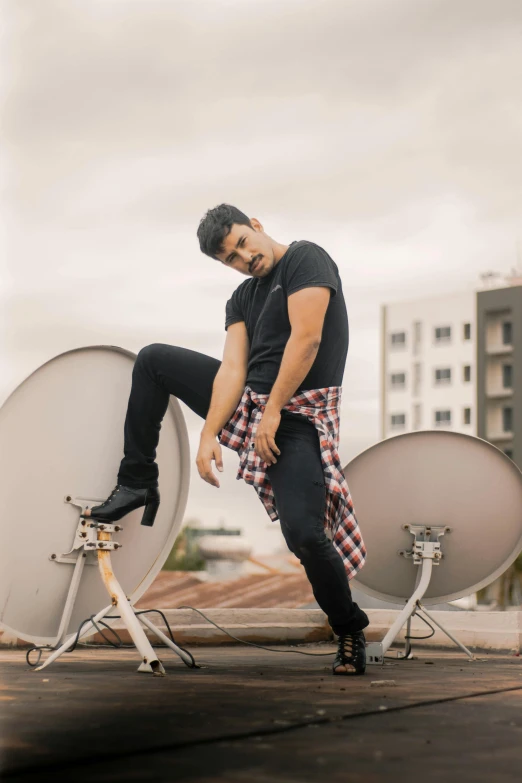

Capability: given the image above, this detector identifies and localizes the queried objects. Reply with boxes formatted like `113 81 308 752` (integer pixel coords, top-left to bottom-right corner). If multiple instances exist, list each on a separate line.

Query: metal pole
400 613 414 659
379 558 433 656
34 603 113 671
97 531 165 676
417 603 475 660
54 552 86 645
138 613 194 667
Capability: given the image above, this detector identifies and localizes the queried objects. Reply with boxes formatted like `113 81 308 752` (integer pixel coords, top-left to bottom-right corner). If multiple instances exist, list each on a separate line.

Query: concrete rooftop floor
1 645 522 782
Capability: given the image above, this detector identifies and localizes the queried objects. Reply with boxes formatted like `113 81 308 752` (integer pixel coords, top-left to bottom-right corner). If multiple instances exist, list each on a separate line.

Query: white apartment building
381 291 476 439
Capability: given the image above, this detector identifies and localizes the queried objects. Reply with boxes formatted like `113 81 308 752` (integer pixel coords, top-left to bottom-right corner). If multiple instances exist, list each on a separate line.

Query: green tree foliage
163 520 205 571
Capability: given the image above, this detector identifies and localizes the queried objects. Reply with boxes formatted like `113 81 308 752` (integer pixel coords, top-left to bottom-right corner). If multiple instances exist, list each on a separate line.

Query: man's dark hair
197 204 252 259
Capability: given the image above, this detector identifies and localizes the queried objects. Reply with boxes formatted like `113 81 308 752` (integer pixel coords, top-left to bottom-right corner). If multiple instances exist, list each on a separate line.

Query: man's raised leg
86 343 220 523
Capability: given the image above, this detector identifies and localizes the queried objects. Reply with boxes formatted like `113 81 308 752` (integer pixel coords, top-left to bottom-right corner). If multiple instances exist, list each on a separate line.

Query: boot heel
141 499 160 527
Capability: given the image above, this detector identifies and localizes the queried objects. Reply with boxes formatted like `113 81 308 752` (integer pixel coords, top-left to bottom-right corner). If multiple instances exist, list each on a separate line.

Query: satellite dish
345 431 522 662
0 346 191 650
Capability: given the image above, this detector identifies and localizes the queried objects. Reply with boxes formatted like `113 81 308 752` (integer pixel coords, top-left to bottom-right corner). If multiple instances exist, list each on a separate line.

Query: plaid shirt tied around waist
218 386 366 580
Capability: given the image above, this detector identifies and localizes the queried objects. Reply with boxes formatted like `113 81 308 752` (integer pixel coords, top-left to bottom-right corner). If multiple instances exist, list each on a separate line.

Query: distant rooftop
136 569 315 610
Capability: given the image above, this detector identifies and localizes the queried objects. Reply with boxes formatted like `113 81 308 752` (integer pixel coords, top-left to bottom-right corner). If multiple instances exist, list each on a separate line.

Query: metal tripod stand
33 496 194 676
366 525 475 665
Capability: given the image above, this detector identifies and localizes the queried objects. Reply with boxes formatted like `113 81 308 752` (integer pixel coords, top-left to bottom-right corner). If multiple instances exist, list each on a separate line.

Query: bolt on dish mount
365 525 475 665
34 495 194 676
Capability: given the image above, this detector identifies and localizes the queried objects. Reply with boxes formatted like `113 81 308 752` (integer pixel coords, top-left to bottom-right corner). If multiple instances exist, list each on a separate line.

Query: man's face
216 219 275 278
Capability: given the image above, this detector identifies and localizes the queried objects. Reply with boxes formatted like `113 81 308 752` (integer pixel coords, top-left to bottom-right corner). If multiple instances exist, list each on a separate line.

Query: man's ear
250 217 263 232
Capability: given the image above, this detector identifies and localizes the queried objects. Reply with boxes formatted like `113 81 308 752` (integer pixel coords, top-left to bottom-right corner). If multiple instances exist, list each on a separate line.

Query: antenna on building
479 270 505 289
506 240 522 286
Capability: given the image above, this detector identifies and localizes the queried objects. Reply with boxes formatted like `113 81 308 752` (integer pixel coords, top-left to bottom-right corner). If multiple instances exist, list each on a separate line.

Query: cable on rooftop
176 605 337 657
26 608 197 669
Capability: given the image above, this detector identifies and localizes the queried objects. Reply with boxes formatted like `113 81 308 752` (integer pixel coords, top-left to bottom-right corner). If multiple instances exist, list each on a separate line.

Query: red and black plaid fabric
218 385 366 579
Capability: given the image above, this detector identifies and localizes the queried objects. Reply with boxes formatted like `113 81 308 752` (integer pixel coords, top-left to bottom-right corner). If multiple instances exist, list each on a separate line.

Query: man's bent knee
288 530 329 560
136 343 167 365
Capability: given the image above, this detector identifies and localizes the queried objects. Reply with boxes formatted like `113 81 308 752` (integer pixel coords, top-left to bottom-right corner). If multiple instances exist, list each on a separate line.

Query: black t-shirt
224 240 349 394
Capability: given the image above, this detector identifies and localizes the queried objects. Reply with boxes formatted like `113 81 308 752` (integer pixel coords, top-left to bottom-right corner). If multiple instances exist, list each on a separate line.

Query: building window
463 407 471 425
504 448 513 460
463 323 471 340
502 364 513 388
390 413 406 429
435 410 452 427
502 407 513 432
463 365 471 383
390 372 406 389
390 332 406 349
434 326 451 344
502 322 513 345
434 368 452 385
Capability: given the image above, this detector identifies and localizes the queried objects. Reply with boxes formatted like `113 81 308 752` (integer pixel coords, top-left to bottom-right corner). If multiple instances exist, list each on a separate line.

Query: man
85 204 369 675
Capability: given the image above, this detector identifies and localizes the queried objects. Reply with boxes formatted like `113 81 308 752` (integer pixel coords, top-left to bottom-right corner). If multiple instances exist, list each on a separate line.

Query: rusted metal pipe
97 530 165 676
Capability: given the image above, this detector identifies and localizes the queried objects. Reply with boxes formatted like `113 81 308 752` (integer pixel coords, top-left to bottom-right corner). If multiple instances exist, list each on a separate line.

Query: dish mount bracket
366 524 475 665
34 495 194 676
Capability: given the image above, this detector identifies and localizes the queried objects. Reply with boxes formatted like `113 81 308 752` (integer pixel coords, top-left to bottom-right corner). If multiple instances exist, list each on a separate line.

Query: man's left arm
254 286 331 464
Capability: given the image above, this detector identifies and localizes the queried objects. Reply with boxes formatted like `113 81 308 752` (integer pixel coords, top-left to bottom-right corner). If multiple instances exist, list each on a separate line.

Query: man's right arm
196 322 249 487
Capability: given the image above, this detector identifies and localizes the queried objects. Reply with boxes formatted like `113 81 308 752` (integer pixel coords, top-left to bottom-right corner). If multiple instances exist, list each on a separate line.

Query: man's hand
254 407 282 465
196 430 224 488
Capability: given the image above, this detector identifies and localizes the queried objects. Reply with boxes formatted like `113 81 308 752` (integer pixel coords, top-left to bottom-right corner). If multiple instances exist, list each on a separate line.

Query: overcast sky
1 0 521 548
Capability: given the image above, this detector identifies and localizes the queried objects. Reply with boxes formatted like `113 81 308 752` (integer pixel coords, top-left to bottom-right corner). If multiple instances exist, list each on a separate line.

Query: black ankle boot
86 485 160 527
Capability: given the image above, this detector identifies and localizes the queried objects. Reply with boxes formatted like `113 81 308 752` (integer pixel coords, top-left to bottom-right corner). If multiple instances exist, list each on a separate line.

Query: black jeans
118 344 369 636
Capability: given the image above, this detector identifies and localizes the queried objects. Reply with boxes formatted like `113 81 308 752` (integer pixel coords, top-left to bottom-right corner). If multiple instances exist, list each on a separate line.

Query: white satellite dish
0 347 192 674
345 431 522 663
